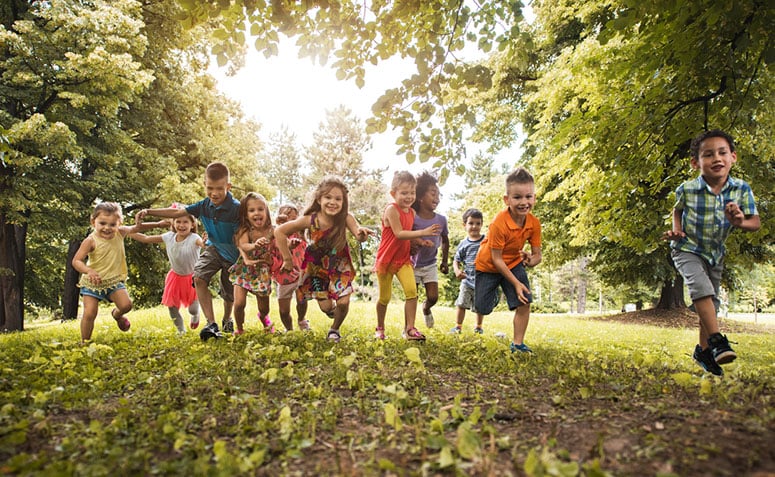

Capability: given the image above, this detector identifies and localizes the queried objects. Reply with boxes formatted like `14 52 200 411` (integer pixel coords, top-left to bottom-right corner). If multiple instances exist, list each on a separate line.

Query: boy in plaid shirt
663 129 760 376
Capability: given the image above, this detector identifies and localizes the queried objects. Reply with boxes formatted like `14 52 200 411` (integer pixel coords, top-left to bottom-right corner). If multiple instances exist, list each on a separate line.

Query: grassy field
1 301 773 476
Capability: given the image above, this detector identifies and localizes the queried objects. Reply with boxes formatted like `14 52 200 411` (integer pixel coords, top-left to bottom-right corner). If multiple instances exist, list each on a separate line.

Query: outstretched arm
128 233 164 244
385 206 441 240
275 215 311 271
346 213 375 242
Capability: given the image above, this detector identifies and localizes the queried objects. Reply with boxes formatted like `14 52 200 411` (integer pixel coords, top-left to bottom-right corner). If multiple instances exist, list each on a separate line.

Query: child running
229 192 276 335
663 129 760 376
137 162 240 340
274 176 372 342
450 208 485 334
131 204 204 334
273 204 309 332
374 171 441 341
73 202 166 343
411 171 449 329
474 168 542 353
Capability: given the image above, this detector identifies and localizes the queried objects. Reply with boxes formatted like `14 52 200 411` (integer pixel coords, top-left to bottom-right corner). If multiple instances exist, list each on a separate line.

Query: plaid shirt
671 175 757 266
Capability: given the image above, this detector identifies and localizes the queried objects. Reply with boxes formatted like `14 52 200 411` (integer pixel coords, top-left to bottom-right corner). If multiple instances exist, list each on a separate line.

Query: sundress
272 232 307 285
229 234 274 296
299 213 355 300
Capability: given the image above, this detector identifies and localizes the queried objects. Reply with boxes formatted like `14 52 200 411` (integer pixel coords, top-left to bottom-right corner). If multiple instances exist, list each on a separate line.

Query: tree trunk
656 275 686 310
62 240 82 321
576 257 588 314
0 212 26 331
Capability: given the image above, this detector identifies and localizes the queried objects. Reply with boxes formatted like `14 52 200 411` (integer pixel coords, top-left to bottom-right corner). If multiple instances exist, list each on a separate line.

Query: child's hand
661 230 685 241
244 258 259 267
725 201 745 226
160 219 172 228
515 281 531 304
521 250 537 267
281 258 293 272
86 269 102 285
255 237 269 247
456 270 467 280
440 263 449 274
134 210 146 223
289 237 303 248
418 239 434 247
356 227 374 242
424 224 442 236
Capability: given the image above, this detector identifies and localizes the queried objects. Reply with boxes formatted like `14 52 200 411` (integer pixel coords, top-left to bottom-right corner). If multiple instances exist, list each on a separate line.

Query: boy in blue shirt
663 130 760 376
450 208 485 334
138 162 240 339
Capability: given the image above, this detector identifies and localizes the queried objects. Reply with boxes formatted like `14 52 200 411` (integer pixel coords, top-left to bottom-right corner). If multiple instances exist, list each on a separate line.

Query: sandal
404 327 425 341
111 309 131 332
258 313 275 334
374 326 386 340
326 329 341 343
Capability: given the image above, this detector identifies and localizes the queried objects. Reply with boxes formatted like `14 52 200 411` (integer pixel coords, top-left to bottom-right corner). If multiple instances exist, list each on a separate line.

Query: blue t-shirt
186 192 240 263
454 235 484 289
412 213 448 268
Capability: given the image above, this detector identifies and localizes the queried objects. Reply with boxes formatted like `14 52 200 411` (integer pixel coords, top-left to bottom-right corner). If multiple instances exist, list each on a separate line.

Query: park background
0 1 773 475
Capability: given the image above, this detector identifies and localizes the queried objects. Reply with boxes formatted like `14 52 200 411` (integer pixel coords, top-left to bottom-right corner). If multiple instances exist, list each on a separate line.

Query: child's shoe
423 311 434 328
326 329 341 343
692 344 723 376
111 309 131 332
510 342 533 353
474 327 484 335
233 328 245 336
708 333 736 364
259 313 275 333
199 322 222 341
190 313 200 329
405 327 426 341
298 319 311 331
222 319 234 334
374 326 386 340
449 325 462 334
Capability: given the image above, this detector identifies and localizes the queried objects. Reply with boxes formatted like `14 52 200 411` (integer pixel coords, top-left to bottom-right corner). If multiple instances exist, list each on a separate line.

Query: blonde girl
374 171 441 341
228 192 276 335
131 204 204 333
274 176 372 342
72 202 165 342
273 204 309 332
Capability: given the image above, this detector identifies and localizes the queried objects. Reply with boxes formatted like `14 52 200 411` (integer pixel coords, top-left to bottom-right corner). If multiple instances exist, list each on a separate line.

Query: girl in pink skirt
132 204 204 333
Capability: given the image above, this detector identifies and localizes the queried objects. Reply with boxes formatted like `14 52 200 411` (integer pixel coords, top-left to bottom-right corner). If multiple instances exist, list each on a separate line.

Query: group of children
73 129 760 375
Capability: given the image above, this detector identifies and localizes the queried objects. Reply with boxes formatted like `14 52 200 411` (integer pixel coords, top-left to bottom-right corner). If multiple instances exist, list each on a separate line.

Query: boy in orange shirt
474 167 542 353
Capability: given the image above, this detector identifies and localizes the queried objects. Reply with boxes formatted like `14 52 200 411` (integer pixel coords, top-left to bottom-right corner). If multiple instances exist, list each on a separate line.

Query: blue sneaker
474 327 484 335
449 326 462 334
510 342 533 353
692 344 723 376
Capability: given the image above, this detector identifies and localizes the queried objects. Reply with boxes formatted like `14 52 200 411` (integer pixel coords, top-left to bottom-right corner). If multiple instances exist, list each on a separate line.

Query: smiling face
204 176 231 206
318 185 345 217
173 216 195 237
464 215 483 240
503 181 536 222
91 212 122 240
418 184 440 213
246 197 270 229
691 136 737 186
391 181 416 211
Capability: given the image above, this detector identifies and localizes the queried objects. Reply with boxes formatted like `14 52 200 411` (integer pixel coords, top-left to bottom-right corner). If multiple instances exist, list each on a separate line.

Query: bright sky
209 40 518 215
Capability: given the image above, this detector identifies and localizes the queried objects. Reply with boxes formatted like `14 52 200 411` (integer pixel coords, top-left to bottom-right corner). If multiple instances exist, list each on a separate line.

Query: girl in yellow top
73 202 165 343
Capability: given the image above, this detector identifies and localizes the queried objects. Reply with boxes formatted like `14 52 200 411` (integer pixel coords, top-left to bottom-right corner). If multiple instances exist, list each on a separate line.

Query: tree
259 126 306 208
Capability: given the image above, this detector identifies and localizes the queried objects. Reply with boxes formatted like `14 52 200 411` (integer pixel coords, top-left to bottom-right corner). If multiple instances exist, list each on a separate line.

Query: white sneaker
423 311 434 328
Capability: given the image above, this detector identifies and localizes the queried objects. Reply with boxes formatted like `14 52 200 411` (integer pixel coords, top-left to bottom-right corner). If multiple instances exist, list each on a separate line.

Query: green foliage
0 303 772 475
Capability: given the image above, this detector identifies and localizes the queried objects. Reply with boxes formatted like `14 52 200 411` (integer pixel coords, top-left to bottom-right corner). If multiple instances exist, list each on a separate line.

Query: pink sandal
111 309 131 332
404 327 425 341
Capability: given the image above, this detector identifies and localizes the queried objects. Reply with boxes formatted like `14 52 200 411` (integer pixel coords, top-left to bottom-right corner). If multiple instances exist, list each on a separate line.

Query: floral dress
299 213 355 300
229 232 274 296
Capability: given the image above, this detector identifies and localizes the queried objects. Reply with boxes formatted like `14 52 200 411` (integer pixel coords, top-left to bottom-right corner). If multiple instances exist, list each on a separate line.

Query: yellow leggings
377 264 417 306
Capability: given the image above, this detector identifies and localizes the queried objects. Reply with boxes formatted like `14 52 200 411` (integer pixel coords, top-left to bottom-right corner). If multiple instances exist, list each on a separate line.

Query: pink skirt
161 270 197 308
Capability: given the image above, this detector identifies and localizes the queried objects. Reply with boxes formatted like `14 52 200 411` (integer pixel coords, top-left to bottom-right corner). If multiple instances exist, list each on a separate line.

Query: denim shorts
79 282 126 302
474 263 532 315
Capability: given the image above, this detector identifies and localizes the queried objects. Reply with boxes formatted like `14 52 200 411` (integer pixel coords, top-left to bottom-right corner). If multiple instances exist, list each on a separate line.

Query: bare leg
195 277 215 325
233 286 248 332
455 306 466 327
80 296 100 342
423 282 439 315
331 295 350 331
405 296 418 332
694 296 719 348
512 304 531 344
278 297 293 331
376 302 387 329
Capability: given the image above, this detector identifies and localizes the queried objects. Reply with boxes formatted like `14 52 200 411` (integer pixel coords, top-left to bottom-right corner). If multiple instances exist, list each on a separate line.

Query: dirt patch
587 308 774 334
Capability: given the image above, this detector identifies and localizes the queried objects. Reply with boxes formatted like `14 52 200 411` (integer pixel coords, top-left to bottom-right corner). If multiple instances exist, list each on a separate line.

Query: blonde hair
90 202 122 221
391 171 416 192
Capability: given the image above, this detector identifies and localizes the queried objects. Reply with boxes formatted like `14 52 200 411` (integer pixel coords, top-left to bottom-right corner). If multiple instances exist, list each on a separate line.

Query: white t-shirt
161 232 201 275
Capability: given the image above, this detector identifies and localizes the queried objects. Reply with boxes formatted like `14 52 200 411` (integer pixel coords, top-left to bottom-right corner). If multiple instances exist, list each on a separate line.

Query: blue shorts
474 263 532 315
79 282 126 302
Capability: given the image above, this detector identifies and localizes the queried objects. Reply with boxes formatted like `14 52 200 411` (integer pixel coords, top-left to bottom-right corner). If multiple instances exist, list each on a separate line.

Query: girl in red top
374 171 441 340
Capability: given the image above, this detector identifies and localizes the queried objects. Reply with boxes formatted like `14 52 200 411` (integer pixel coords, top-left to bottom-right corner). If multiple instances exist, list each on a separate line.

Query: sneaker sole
714 350 737 365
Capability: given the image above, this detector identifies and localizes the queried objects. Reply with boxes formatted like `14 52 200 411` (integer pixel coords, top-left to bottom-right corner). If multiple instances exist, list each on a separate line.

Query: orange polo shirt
475 209 541 273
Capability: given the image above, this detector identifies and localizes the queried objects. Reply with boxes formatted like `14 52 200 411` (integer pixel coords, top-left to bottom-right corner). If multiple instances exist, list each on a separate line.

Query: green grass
1 302 773 476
